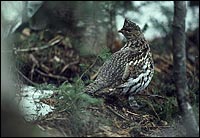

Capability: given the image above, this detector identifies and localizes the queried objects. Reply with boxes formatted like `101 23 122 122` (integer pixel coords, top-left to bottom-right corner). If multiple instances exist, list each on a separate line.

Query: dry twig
107 106 128 121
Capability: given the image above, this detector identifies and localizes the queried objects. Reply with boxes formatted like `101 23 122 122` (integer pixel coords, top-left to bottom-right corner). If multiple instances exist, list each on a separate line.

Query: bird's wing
87 48 146 94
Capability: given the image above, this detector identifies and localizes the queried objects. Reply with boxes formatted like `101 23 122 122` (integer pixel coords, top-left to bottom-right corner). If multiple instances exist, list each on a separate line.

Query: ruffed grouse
84 18 154 107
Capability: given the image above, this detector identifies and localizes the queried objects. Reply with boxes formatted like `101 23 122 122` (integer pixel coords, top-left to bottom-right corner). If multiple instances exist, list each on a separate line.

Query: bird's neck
127 33 145 41
121 35 148 51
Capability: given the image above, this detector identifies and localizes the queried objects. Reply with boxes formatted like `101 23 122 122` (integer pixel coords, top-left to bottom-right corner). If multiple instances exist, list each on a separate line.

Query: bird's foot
128 96 142 110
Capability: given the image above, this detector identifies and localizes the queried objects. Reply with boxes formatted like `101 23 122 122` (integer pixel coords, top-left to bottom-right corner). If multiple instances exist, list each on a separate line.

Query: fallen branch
35 69 68 81
14 36 63 53
60 60 79 74
16 68 38 86
132 93 168 100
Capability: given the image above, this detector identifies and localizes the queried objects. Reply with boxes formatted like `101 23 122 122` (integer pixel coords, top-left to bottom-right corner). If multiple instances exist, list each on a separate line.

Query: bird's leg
128 95 141 110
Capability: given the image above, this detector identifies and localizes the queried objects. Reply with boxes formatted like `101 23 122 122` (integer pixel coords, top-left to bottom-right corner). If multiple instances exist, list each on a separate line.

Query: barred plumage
84 18 154 102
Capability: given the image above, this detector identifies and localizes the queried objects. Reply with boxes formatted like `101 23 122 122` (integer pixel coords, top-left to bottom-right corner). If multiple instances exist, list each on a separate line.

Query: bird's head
118 18 143 40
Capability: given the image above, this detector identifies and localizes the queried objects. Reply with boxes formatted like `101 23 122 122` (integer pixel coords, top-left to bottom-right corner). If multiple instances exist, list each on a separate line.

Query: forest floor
14 27 199 137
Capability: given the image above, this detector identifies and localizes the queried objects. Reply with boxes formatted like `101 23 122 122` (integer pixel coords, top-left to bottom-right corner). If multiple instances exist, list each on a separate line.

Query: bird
84 18 154 107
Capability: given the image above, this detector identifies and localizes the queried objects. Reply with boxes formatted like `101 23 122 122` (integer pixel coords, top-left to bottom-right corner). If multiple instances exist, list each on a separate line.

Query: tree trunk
173 1 199 137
